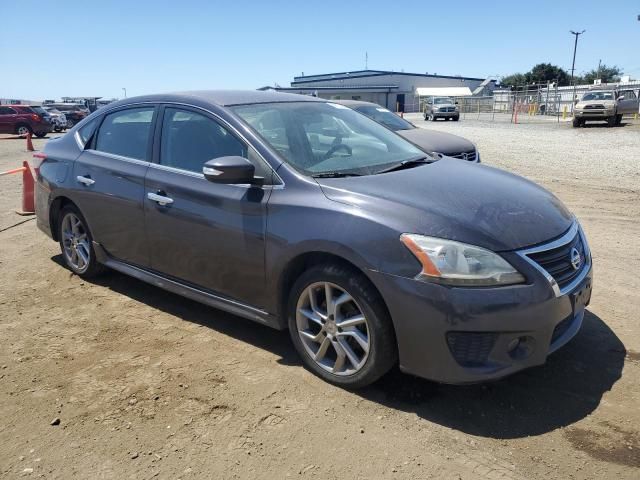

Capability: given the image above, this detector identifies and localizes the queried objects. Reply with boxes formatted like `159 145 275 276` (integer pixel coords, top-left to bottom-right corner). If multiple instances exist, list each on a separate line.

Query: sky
2 0 639 100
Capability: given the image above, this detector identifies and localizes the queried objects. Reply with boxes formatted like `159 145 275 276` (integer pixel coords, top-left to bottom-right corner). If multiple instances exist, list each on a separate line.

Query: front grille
526 230 586 290
551 314 573 344
446 332 497 367
450 149 477 162
584 104 605 109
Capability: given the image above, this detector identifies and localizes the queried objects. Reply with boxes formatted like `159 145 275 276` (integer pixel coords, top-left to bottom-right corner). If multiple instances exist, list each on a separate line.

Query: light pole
569 30 585 112
122 87 127 98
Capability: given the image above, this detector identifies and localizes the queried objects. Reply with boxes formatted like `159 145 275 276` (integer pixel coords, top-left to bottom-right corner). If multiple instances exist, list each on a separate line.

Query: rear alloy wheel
288 264 396 388
58 206 105 278
16 125 31 137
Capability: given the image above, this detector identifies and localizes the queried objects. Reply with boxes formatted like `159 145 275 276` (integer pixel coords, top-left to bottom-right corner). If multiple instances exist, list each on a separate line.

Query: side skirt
93 242 284 330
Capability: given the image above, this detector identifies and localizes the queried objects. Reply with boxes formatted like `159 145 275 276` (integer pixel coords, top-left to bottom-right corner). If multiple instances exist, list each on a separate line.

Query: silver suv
573 88 639 127
423 96 460 121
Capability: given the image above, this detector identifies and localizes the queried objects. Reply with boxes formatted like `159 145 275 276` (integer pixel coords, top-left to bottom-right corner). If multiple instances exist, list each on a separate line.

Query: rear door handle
76 175 95 186
147 191 174 206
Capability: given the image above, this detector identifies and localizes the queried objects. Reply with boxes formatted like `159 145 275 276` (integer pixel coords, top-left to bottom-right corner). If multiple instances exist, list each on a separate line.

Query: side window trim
88 105 158 162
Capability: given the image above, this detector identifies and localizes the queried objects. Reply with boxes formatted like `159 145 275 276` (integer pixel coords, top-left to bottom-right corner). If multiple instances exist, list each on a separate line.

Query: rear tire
58 205 106 278
287 263 396 389
16 124 32 137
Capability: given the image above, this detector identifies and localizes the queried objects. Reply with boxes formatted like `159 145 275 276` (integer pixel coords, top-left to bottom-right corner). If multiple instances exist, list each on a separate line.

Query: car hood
396 128 474 155
316 158 573 252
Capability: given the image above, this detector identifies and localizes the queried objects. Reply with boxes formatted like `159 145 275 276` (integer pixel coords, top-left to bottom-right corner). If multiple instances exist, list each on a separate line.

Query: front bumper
574 109 614 119
432 110 459 118
368 260 593 384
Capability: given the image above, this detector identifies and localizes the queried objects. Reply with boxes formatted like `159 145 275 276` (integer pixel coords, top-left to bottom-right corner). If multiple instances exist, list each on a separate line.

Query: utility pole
365 52 368 70
122 87 127 98
569 30 585 112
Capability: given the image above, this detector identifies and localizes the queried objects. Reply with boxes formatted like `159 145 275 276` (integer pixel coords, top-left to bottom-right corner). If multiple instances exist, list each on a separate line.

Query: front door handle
76 175 95 186
147 191 174 206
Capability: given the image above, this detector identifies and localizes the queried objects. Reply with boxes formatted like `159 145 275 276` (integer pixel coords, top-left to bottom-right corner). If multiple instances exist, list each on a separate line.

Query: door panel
144 167 268 306
72 151 149 266
143 105 270 307
70 105 156 267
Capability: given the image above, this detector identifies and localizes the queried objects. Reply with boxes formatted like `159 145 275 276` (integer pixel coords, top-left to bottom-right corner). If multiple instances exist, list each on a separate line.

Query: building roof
416 87 473 97
292 69 493 85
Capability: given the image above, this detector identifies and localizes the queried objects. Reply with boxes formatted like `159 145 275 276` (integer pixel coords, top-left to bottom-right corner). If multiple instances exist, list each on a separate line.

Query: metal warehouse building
265 70 496 112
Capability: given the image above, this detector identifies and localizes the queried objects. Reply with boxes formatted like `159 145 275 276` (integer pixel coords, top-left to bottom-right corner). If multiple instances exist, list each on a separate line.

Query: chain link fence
413 81 640 124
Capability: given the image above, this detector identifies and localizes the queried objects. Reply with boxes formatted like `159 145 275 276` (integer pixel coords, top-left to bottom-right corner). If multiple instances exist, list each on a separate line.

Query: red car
0 105 53 137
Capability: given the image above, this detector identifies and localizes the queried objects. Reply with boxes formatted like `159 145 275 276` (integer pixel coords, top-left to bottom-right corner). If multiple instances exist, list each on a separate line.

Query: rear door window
0 107 17 115
94 107 155 161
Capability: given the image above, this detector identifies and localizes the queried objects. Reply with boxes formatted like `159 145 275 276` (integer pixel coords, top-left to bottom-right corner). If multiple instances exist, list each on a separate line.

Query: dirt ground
1 119 639 479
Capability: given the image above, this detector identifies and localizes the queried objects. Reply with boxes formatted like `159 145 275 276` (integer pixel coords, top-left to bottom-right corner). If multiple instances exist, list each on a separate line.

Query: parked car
36 91 592 388
335 100 479 162
44 103 88 128
423 96 460 121
42 107 68 132
573 88 639 127
0 105 52 137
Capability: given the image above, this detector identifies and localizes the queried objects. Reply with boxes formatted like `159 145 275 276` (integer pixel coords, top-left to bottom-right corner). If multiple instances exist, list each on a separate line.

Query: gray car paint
35 90 591 384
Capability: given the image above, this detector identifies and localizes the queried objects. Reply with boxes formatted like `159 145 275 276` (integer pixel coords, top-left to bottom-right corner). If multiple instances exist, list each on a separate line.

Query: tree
499 63 570 88
582 64 623 84
500 73 527 88
527 63 570 86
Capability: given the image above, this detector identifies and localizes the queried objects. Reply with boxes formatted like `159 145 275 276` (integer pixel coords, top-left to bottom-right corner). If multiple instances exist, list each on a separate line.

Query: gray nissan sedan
35 90 593 388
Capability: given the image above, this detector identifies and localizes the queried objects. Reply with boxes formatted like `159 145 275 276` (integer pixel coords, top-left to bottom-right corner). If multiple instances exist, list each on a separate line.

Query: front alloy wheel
288 264 396 388
296 282 370 376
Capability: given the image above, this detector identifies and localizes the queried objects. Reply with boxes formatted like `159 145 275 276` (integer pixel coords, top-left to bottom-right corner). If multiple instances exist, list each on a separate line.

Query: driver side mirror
618 95 625 100
203 156 263 185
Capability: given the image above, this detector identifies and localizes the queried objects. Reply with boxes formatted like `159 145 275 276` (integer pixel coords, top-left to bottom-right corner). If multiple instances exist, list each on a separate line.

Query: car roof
106 90 326 110
332 99 381 108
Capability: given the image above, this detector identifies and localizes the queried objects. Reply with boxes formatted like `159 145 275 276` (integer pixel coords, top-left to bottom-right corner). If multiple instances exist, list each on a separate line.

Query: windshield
434 97 453 104
353 105 414 131
582 91 614 101
230 102 425 176
31 106 47 115
46 108 62 114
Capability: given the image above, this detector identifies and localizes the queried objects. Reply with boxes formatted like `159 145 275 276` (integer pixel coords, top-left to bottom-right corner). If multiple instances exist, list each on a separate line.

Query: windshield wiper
312 171 363 178
374 156 432 174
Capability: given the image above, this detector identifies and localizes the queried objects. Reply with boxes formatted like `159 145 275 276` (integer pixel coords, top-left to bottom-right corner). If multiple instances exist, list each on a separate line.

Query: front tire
572 117 582 128
58 205 106 278
66 119 75 128
607 115 616 127
288 264 396 389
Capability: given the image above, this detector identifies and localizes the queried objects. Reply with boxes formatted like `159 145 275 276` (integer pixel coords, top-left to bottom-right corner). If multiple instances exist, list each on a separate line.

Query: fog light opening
507 336 534 360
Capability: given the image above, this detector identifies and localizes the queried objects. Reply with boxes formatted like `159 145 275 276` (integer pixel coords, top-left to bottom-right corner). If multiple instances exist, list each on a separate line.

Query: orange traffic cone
26 132 34 152
16 160 35 215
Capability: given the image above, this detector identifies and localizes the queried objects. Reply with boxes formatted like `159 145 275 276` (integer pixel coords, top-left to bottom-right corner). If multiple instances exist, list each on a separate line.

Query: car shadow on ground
57 257 626 440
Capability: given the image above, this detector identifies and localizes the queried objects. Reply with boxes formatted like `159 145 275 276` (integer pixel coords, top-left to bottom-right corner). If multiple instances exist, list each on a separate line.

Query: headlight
400 234 525 286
